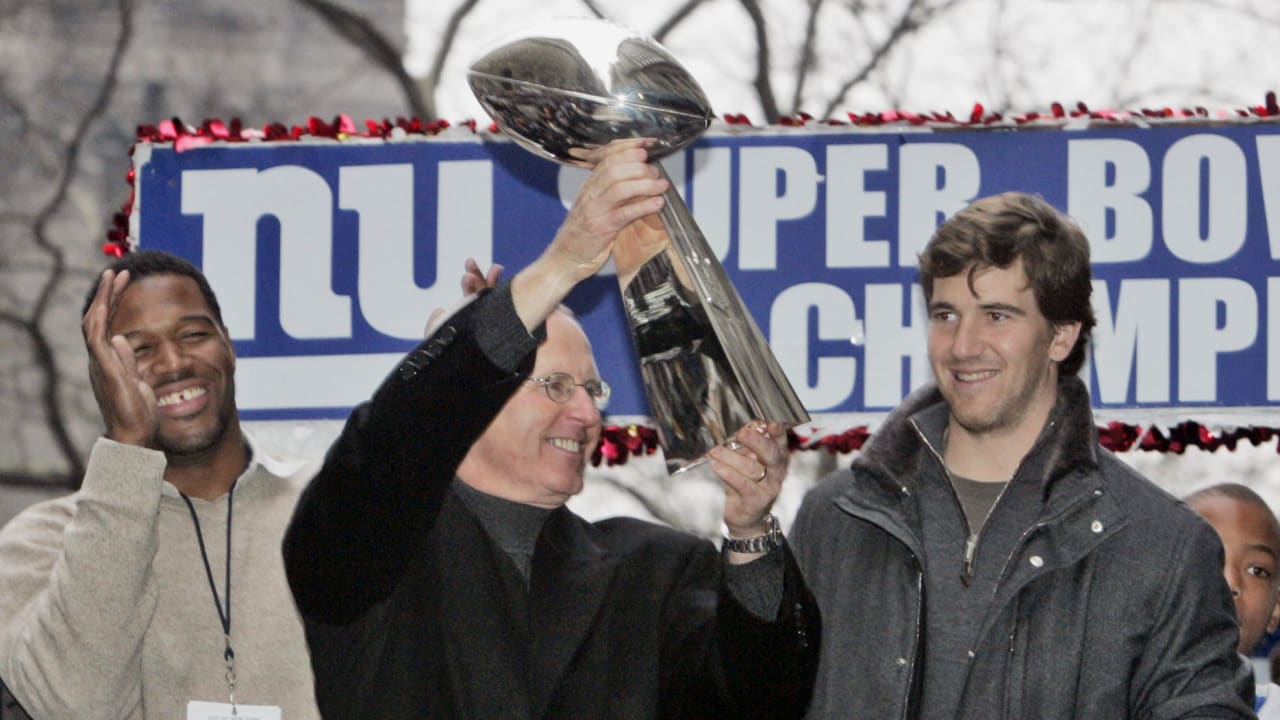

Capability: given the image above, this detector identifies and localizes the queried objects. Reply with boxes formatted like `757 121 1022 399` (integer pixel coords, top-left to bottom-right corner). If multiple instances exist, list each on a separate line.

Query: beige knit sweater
0 437 320 719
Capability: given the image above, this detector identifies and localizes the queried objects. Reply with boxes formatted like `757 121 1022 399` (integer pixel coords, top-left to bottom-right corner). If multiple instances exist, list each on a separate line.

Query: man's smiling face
927 259 1078 442
110 273 238 463
459 311 604 508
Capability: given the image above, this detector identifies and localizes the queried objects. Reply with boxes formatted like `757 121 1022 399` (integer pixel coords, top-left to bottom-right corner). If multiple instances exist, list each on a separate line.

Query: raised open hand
82 269 157 448
510 138 671 330
461 257 503 296
545 138 670 282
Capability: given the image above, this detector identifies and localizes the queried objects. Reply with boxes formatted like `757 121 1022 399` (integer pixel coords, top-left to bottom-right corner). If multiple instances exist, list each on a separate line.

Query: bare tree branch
820 0 964 120
295 0 428 118
738 0 780 123
1159 0 1280 26
1103 1 1158 110
420 0 482 121
0 310 78 490
577 0 607 19
15 0 136 487
981 0 1015 114
653 0 709 42
1111 82 1244 111
790 0 826 114
0 79 31 136
819 0 923 119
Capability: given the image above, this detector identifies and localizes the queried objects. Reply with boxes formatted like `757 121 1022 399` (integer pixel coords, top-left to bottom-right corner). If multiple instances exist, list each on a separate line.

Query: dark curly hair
918 192 1096 377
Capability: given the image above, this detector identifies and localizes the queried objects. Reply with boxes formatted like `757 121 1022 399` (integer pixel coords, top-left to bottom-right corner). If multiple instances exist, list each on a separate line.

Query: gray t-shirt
949 473 1009 534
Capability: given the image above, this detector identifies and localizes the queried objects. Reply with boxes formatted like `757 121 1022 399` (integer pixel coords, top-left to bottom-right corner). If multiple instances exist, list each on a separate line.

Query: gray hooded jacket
791 377 1253 719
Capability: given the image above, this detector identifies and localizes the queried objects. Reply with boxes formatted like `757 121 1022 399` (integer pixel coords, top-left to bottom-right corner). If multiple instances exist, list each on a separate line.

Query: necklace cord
179 482 238 709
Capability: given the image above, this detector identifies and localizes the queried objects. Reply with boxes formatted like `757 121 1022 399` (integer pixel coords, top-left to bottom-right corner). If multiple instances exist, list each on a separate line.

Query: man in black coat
283 139 819 719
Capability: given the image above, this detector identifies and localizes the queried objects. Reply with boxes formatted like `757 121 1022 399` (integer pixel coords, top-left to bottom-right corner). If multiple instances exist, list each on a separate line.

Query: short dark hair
918 192 1096 377
81 250 224 327
1184 482 1280 551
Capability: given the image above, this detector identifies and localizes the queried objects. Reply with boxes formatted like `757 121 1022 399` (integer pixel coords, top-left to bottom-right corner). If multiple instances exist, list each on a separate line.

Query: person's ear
1048 321 1082 363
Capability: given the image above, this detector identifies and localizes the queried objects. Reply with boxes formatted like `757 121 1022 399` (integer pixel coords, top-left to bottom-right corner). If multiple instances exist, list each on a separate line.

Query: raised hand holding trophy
468 18 809 473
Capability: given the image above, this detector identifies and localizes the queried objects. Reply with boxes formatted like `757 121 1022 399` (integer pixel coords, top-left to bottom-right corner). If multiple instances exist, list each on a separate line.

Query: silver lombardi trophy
468 17 809 472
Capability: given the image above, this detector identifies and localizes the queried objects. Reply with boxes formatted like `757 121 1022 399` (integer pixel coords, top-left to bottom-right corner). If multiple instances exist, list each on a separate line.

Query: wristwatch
722 513 783 554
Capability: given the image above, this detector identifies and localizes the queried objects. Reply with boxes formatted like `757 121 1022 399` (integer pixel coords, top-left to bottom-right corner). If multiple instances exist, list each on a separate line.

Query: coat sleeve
653 536 819 720
717 543 821 719
282 285 541 624
1131 517 1256 719
0 439 166 720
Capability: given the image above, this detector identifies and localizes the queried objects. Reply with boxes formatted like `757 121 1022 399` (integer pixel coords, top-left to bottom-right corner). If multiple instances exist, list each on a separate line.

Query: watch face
763 513 782 542
724 514 782 553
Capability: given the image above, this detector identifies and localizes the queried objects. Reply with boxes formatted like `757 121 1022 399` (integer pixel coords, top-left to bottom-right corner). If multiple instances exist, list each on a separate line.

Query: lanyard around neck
180 482 238 708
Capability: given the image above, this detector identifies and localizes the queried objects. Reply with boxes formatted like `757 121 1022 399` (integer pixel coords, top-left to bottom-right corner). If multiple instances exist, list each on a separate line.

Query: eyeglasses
525 372 611 410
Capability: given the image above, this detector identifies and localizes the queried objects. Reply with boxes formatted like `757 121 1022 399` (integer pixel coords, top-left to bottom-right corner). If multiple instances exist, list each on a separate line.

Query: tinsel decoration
593 425 661 466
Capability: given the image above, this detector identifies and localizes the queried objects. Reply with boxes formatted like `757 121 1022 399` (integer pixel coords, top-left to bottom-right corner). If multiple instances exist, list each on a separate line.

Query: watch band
722 513 783 554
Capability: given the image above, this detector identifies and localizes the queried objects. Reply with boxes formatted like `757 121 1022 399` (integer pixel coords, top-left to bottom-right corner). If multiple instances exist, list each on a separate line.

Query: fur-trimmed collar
853 376 1101 495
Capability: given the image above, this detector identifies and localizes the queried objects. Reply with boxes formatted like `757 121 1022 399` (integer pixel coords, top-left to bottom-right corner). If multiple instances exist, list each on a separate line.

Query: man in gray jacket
791 191 1253 718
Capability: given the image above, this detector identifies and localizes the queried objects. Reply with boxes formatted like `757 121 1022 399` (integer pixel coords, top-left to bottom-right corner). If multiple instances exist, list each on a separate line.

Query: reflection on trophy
468 17 809 472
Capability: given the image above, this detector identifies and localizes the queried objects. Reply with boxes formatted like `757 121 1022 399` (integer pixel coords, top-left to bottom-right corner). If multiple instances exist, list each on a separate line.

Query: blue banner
133 123 1280 426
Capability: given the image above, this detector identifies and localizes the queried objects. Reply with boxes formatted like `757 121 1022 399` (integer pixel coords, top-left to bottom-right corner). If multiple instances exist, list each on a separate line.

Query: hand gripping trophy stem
468 18 809 473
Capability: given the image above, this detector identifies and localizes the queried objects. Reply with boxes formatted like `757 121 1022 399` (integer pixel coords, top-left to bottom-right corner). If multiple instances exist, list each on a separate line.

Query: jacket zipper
902 415 1104 716
913 419 1021 587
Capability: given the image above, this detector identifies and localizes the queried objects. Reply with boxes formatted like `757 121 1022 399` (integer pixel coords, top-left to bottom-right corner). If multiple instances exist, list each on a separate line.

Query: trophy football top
468 17 713 166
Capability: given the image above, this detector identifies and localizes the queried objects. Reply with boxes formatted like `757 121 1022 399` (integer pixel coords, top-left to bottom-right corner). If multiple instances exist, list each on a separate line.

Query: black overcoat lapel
527 507 617 717
436 494 534 719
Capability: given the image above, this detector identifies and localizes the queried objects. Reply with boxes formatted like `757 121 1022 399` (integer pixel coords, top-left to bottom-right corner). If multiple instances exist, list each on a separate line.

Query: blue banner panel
133 123 1280 426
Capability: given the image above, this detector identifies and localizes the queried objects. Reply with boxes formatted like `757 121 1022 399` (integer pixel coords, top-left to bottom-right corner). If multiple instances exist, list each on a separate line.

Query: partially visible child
1186 483 1280 718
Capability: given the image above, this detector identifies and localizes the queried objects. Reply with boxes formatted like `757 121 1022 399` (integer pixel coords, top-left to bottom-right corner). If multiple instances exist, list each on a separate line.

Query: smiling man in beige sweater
0 251 319 719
